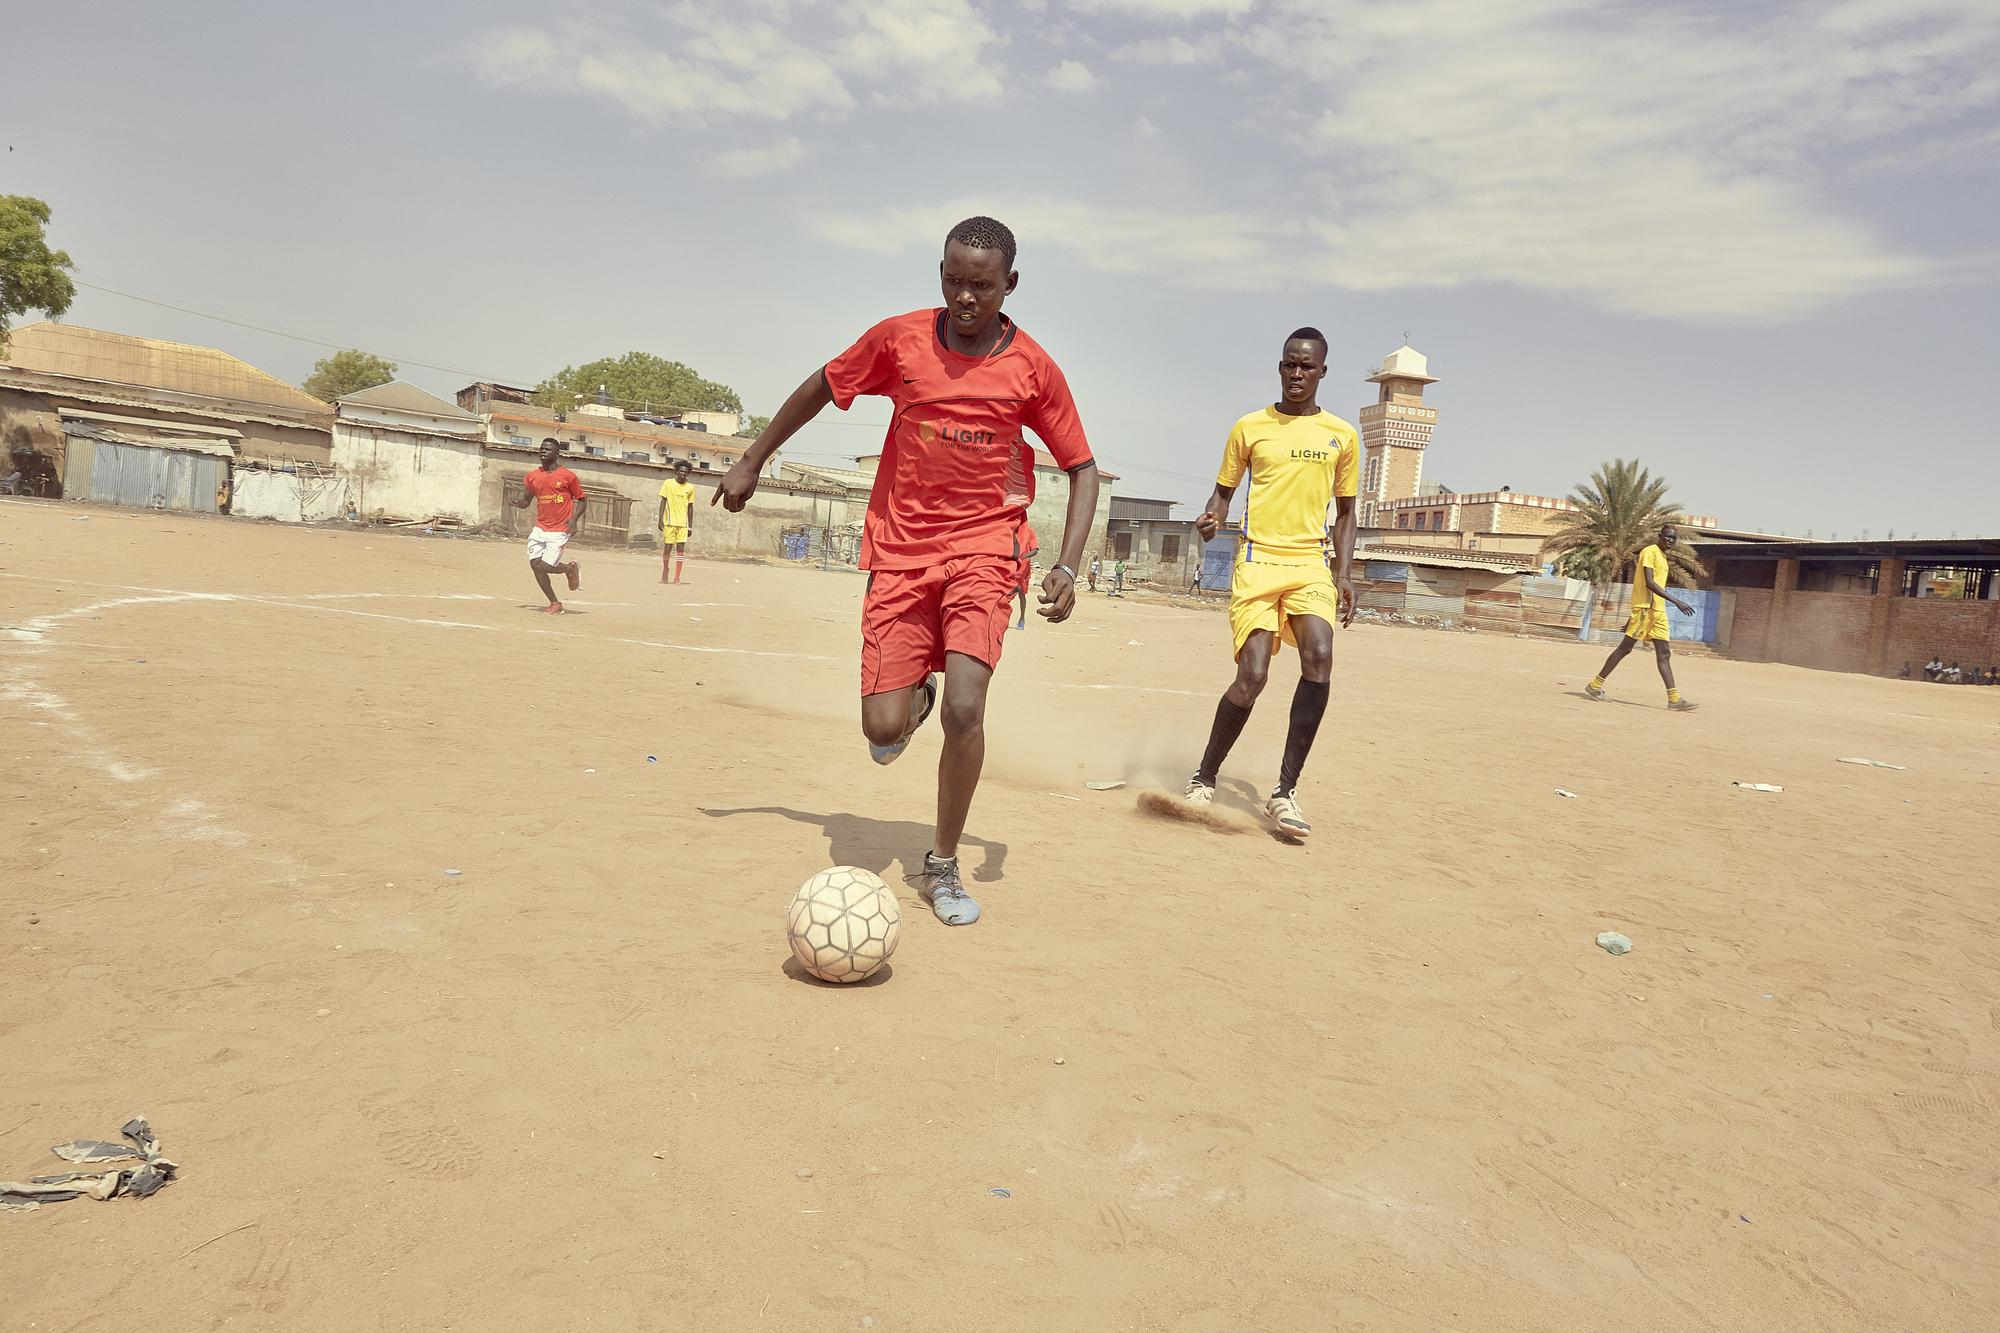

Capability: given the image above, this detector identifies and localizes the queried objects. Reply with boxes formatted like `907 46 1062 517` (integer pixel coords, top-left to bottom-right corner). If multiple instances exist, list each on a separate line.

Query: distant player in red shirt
715 216 1100 926
513 438 585 613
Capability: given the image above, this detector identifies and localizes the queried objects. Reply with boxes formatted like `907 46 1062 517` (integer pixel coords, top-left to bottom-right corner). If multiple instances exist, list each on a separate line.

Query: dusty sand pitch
3 498 1996 1331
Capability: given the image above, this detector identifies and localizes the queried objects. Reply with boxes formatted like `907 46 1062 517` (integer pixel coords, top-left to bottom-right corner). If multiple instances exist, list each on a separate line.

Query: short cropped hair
946 215 1017 270
1287 327 1328 357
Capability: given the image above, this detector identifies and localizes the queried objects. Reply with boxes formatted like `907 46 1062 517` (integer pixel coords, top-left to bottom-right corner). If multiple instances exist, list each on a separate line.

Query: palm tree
1545 459 1706 589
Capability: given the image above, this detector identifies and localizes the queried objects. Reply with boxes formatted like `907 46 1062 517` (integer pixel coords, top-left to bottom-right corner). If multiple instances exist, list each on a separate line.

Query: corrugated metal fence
63 435 226 514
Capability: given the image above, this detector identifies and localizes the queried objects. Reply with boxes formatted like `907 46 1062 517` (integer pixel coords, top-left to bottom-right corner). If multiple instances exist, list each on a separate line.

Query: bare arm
512 487 532 510
657 495 666 531
714 369 835 512
1330 494 1357 627
1646 569 1692 613
1037 463 1101 623
1194 483 1236 539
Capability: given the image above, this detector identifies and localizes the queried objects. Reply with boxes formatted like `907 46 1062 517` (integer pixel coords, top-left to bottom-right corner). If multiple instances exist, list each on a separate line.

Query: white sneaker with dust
1265 790 1311 839
1182 776 1215 809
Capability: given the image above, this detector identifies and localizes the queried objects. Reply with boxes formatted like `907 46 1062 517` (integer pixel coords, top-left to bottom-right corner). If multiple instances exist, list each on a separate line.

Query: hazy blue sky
7 0 1996 535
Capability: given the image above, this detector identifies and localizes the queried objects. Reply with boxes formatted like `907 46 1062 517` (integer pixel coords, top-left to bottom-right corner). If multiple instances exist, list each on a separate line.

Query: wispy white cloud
471 14 852 125
1243 0 1999 320
839 0 1004 104
1108 34 1226 65
474 0 1999 323
1066 0 1255 16
1046 59 1098 93
469 1 1005 127
1086 0 1999 320
708 138 808 180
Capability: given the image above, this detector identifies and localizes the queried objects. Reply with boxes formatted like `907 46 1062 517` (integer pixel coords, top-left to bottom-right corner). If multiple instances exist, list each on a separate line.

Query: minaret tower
1358 344 1438 528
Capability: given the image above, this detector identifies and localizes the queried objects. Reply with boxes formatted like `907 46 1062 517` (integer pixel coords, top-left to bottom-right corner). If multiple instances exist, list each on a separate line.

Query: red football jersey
523 466 584 534
823 309 1092 570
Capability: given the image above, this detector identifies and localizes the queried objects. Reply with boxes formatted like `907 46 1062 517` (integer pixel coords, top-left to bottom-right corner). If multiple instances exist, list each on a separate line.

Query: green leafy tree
1545 458 1706 587
302 348 397 402
742 413 772 439
534 351 744 417
0 195 77 353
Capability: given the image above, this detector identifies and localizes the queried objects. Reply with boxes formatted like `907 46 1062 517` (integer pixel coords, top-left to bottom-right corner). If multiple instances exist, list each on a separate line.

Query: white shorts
527 527 570 566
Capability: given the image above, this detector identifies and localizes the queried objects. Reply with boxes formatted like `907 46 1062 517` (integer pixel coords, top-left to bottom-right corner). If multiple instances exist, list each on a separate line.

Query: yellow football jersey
1631 544 1669 610
1217 408 1359 560
659 478 696 528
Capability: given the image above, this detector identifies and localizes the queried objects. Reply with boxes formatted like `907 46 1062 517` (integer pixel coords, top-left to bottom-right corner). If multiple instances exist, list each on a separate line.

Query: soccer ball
786 867 901 983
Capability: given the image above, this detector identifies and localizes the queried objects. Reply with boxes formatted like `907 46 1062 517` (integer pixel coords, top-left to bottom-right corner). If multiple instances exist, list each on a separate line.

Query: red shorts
860 554 1027 695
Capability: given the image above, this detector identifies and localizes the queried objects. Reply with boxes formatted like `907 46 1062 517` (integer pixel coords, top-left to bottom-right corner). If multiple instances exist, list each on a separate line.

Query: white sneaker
1266 791 1311 839
1183 776 1215 808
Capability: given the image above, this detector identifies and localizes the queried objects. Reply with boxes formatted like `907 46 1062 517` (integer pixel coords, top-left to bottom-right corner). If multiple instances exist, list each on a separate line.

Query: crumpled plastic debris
1 1117 177 1212
1836 757 1906 770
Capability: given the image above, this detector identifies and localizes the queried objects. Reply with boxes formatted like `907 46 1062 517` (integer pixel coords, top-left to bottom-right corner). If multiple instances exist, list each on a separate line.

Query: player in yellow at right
1184 327 1359 839
1585 522 1699 710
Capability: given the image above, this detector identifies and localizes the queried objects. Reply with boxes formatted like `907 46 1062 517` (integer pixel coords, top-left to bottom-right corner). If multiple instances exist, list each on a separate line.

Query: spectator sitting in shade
1923 656 1943 682
1895 661 1911 679
1944 661 1961 683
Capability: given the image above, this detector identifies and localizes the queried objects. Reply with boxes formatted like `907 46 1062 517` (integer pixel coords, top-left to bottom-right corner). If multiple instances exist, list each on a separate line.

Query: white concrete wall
233 466 350 522
333 422 484 522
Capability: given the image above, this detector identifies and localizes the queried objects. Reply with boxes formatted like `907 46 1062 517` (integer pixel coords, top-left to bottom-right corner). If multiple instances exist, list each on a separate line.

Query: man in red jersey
715 216 1100 926
513 438 585 614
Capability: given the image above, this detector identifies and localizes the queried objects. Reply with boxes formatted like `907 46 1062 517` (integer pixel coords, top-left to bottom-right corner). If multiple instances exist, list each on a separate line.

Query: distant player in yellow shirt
1585 522 1699 710
658 461 696 585
1184 327 1359 838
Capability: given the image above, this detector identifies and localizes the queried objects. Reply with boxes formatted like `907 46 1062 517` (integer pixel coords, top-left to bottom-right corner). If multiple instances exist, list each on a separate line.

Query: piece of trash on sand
1731 782 1783 793
1085 780 1126 791
988 1186 1012 1198
1596 932 1633 955
1046 792 1083 802
1837 757 1906 770
1126 639 1143 647
3 1117 177 1211
444 868 463 877
646 755 658 764
1555 788 1579 799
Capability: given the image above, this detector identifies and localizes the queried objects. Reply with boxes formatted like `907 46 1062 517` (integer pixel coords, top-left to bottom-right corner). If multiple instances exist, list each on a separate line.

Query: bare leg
933 651 994 859
1653 641 1677 691
1596 635 1639 680
530 560 561 605
860 682 920 748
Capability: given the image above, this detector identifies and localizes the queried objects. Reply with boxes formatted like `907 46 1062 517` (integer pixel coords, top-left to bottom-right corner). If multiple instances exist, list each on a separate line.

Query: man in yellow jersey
1585 522 1699 710
1184 327 1359 838
657 460 696 585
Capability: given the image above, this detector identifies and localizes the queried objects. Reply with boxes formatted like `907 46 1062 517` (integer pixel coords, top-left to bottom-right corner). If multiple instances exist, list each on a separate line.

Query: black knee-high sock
1276 679 1330 796
1194 697 1253 787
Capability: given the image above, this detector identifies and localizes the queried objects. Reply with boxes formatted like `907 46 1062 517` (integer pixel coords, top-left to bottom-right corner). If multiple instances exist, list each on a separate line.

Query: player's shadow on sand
700 806 1008 884
780 956 896 988
1562 690 1649 708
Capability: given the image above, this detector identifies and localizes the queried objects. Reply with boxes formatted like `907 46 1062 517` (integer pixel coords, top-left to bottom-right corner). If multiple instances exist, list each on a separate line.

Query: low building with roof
0 322 332 500
325 381 487 524
1695 535 2000 676
455 383 766 478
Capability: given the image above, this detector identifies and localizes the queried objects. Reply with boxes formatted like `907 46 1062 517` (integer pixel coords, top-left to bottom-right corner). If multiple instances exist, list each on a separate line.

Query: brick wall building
1699 538 2000 676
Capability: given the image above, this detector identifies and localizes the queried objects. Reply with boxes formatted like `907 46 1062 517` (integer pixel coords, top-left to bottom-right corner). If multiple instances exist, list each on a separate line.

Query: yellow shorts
1229 558 1338 658
662 525 689 547
1625 605 1671 642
